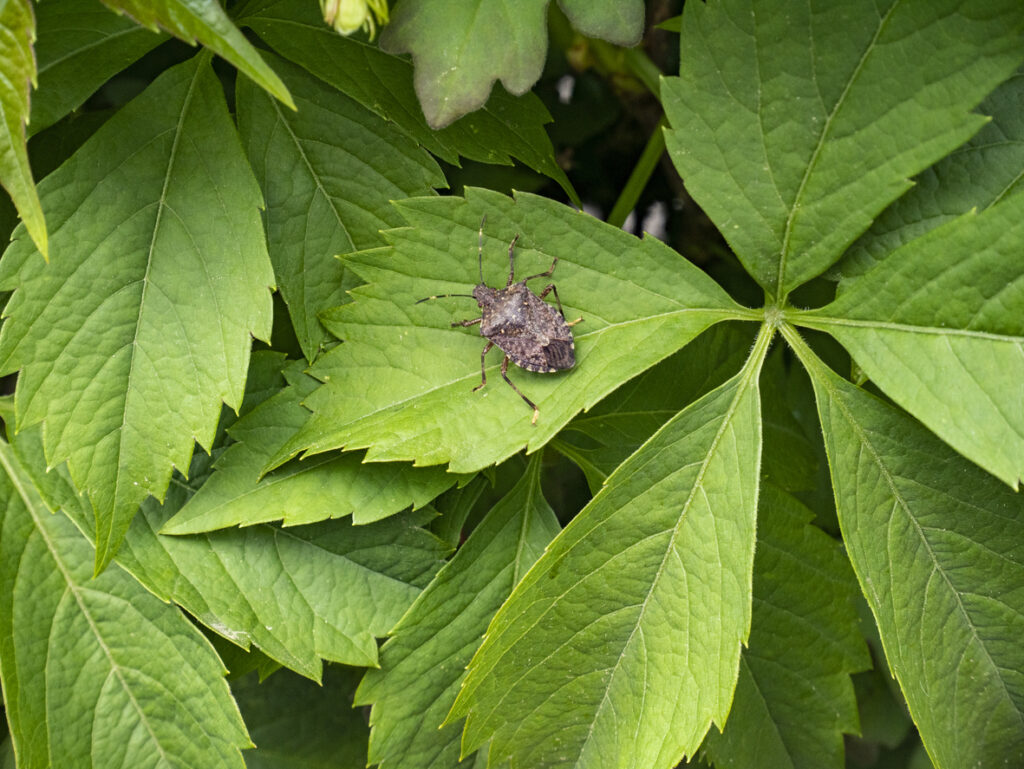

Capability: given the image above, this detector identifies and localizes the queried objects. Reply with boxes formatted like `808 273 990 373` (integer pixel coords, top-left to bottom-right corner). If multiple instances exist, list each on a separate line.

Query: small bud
320 0 390 39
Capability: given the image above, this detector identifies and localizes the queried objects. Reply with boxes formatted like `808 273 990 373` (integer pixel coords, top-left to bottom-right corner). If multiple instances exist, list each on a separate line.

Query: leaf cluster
0 2 1022 769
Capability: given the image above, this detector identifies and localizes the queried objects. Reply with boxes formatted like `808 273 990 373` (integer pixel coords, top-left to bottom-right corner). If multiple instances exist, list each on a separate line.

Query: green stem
622 46 663 98
587 38 663 97
607 116 668 229
778 322 824 377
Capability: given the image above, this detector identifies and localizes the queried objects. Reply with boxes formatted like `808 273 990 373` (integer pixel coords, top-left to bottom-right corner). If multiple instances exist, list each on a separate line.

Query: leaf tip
30 225 49 263
92 545 115 578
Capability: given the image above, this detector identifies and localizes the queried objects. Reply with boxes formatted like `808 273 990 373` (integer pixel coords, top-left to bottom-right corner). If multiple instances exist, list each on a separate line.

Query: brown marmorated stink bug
417 217 582 425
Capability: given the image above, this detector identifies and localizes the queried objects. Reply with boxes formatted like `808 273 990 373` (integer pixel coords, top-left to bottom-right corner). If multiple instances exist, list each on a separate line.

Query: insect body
418 218 582 425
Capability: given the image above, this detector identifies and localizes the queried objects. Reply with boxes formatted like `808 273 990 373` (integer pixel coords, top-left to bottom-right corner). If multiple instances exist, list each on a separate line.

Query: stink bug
418 217 582 425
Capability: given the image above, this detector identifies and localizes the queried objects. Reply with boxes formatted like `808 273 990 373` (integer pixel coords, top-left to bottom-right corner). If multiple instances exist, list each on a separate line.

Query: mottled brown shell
477 283 575 373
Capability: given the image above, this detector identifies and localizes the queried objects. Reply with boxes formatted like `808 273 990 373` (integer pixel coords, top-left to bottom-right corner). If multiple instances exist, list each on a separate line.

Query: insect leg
451 317 482 328
473 341 495 392
505 234 521 288
535 283 566 318
523 256 558 283
499 355 540 425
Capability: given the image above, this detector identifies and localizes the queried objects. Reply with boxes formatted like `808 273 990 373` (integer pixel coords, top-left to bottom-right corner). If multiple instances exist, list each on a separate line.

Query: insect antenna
416 216 488 303
415 293 475 304
477 214 486 284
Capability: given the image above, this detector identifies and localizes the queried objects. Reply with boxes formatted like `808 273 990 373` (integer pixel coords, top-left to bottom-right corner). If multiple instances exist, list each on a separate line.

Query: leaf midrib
580 328 766 763
0 443 172 766
774 1 898 298
466 329 768 761
107 60 203 556
264 88 355 248
325 307 742 429
37 25 153 75
820 372 1020 726
797 315 1024 344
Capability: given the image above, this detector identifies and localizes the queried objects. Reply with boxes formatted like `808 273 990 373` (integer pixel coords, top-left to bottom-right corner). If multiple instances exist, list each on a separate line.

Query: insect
417 217 582 425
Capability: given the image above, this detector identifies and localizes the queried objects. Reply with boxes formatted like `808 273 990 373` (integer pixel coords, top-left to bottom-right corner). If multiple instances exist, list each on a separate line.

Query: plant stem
607 116 668 229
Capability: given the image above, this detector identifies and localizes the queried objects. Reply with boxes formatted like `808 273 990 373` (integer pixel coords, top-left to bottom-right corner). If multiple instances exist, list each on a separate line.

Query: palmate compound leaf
786 329 1024 768
380 0 642 129
355 454 560 769
447 326 771 769
31 0 168 136
0 54 275 573
662 0 1024 300
238 0 578 202
237 50 445 361
161 361 462 535
0 439 251 769
0 0 47 258
701 484 869 769
4 409 449 680
794 190 1024 488
101 0 294 109
269 188 748 475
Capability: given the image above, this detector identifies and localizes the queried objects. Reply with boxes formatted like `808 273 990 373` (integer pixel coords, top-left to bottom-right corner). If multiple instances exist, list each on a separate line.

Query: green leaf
124 498 447 678
430 475 489 547
558 0 644 45
101 0 294 109
0 55 275 572
448 329 769 768
0 441 251 769
556 326 818 496
0 0 47 258
207 631 282 681
702 484 868 769
758 348 819 493
356 454 560 769
270 189 745 474
31 0 167 136
239 0 578 203
838 70 1024 280
795 191 1024 488
237 51 444 360
796 341 1024 769
4 409 447 680
162 363 461 534
232 666 369 769
663 0 1024 299
380 0 642 129
552 322 752 491
853 665 914 753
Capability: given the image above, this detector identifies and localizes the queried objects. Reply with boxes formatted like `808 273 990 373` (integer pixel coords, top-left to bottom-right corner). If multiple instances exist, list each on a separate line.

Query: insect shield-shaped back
417 218 582 425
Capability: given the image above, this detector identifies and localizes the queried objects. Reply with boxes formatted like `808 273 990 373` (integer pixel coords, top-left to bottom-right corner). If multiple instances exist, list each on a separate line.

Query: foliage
0 1 1022 768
